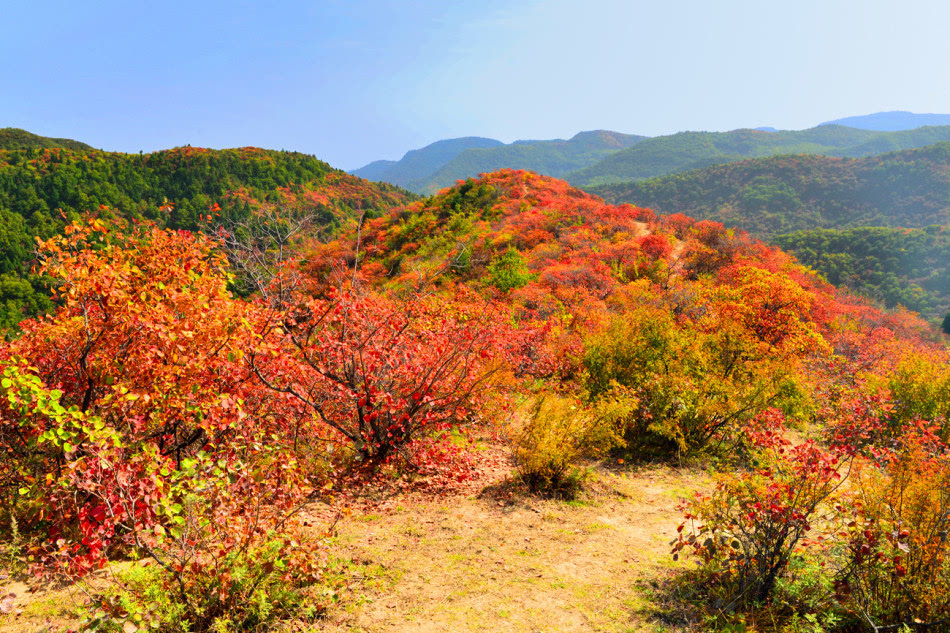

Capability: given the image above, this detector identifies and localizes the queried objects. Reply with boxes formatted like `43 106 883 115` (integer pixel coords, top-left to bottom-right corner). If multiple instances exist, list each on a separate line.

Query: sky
3 0 950 170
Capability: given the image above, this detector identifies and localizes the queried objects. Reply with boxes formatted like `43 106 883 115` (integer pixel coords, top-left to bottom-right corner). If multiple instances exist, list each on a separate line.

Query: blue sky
3 0 950 169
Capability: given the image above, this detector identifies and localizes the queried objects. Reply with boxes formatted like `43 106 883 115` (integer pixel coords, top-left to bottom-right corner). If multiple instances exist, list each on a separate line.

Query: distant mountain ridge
351 130 644 194
354 115 950 194
566 125 950 187
819 111 950 131
410 130 645 194
351 137 503 189
0 127 93 151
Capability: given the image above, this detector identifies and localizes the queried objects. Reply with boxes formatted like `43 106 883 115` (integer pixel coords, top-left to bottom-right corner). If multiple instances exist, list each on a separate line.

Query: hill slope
567 125 950 187
774 225 950 320
0 127 94 151
0 144 413 327
587 143 950 237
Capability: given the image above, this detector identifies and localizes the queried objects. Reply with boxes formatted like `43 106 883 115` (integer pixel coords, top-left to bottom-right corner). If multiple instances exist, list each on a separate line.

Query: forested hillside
351 136 504 187
773 226 950 320
568 125 950 186
0 128 93 151
0 144 413 328
588 144 950 237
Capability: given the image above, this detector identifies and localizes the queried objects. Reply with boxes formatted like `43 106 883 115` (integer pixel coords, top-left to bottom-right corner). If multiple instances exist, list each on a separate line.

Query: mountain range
352 130 644 194
351 112 950 193
818 111 950 131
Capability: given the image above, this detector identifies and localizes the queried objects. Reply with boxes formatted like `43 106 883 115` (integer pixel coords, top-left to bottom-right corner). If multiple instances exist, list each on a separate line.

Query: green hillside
409 130 645 193
774 226 950 320
0 127 94 151
587 144 950 237
0 143 413 329
568 125 950 187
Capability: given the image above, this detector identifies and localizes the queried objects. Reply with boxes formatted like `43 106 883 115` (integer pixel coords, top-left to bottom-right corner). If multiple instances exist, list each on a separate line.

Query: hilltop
0 141 414 328
0 127 94 151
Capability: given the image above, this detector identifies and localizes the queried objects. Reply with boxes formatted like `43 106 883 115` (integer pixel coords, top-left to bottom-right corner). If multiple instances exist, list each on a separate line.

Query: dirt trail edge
317 462 709 633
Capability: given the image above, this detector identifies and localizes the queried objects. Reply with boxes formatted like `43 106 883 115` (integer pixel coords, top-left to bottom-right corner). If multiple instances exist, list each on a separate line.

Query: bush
673 424 848 611
510 392 626 499
834 444 950 631
582 288 813 459
86 530 339 633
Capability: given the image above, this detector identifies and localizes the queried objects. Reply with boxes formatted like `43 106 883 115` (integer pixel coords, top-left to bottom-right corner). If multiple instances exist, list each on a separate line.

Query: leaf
0 593 14 614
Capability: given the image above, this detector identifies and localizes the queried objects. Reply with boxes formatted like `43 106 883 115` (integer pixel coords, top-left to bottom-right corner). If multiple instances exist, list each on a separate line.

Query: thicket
0 214 519 630
3 168 949 632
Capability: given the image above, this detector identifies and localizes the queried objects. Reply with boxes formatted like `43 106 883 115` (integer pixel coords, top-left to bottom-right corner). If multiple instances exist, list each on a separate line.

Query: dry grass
1 450 710 632
313 459 710 632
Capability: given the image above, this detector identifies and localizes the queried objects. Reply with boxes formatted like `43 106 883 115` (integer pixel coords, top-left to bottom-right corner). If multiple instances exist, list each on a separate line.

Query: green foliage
0 128 93 151
591 144 950 237
86 533 340 633
570 125 950 187
775 225 950 320
488 248 535 292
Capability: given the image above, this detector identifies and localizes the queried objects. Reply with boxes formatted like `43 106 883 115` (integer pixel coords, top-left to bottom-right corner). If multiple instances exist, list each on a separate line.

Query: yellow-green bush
510 391 628 498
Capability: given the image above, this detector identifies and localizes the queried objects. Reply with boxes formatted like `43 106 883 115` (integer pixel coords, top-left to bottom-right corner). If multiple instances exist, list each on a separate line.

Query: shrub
673 424 849 611
510 392 626 499
488 248 535 293
834 443 950 631
582 292 813 459
86 529 339 633
249 288 519 465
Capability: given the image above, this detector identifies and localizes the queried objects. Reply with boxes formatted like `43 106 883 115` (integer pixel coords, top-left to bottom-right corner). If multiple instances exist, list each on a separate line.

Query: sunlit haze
4 0 950 168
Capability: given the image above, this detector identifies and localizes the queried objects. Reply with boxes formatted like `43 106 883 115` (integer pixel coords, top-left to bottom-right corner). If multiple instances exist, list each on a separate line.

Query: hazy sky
4 0 950 169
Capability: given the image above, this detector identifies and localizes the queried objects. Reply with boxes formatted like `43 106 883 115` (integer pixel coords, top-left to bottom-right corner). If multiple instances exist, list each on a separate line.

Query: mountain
566 125 950 187
351 130 644 194
407 130 646 194
0 142 414 328
350 137 504 189
819 111 950 131
587 143 950 238
0 127 94 151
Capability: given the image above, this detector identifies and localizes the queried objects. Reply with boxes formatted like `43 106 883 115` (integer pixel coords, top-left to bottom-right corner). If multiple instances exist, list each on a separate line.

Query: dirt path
317 463 709 633
1 455 709 633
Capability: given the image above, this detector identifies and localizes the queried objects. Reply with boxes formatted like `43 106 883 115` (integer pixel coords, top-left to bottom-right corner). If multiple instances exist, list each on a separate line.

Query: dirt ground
0 450 710 633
